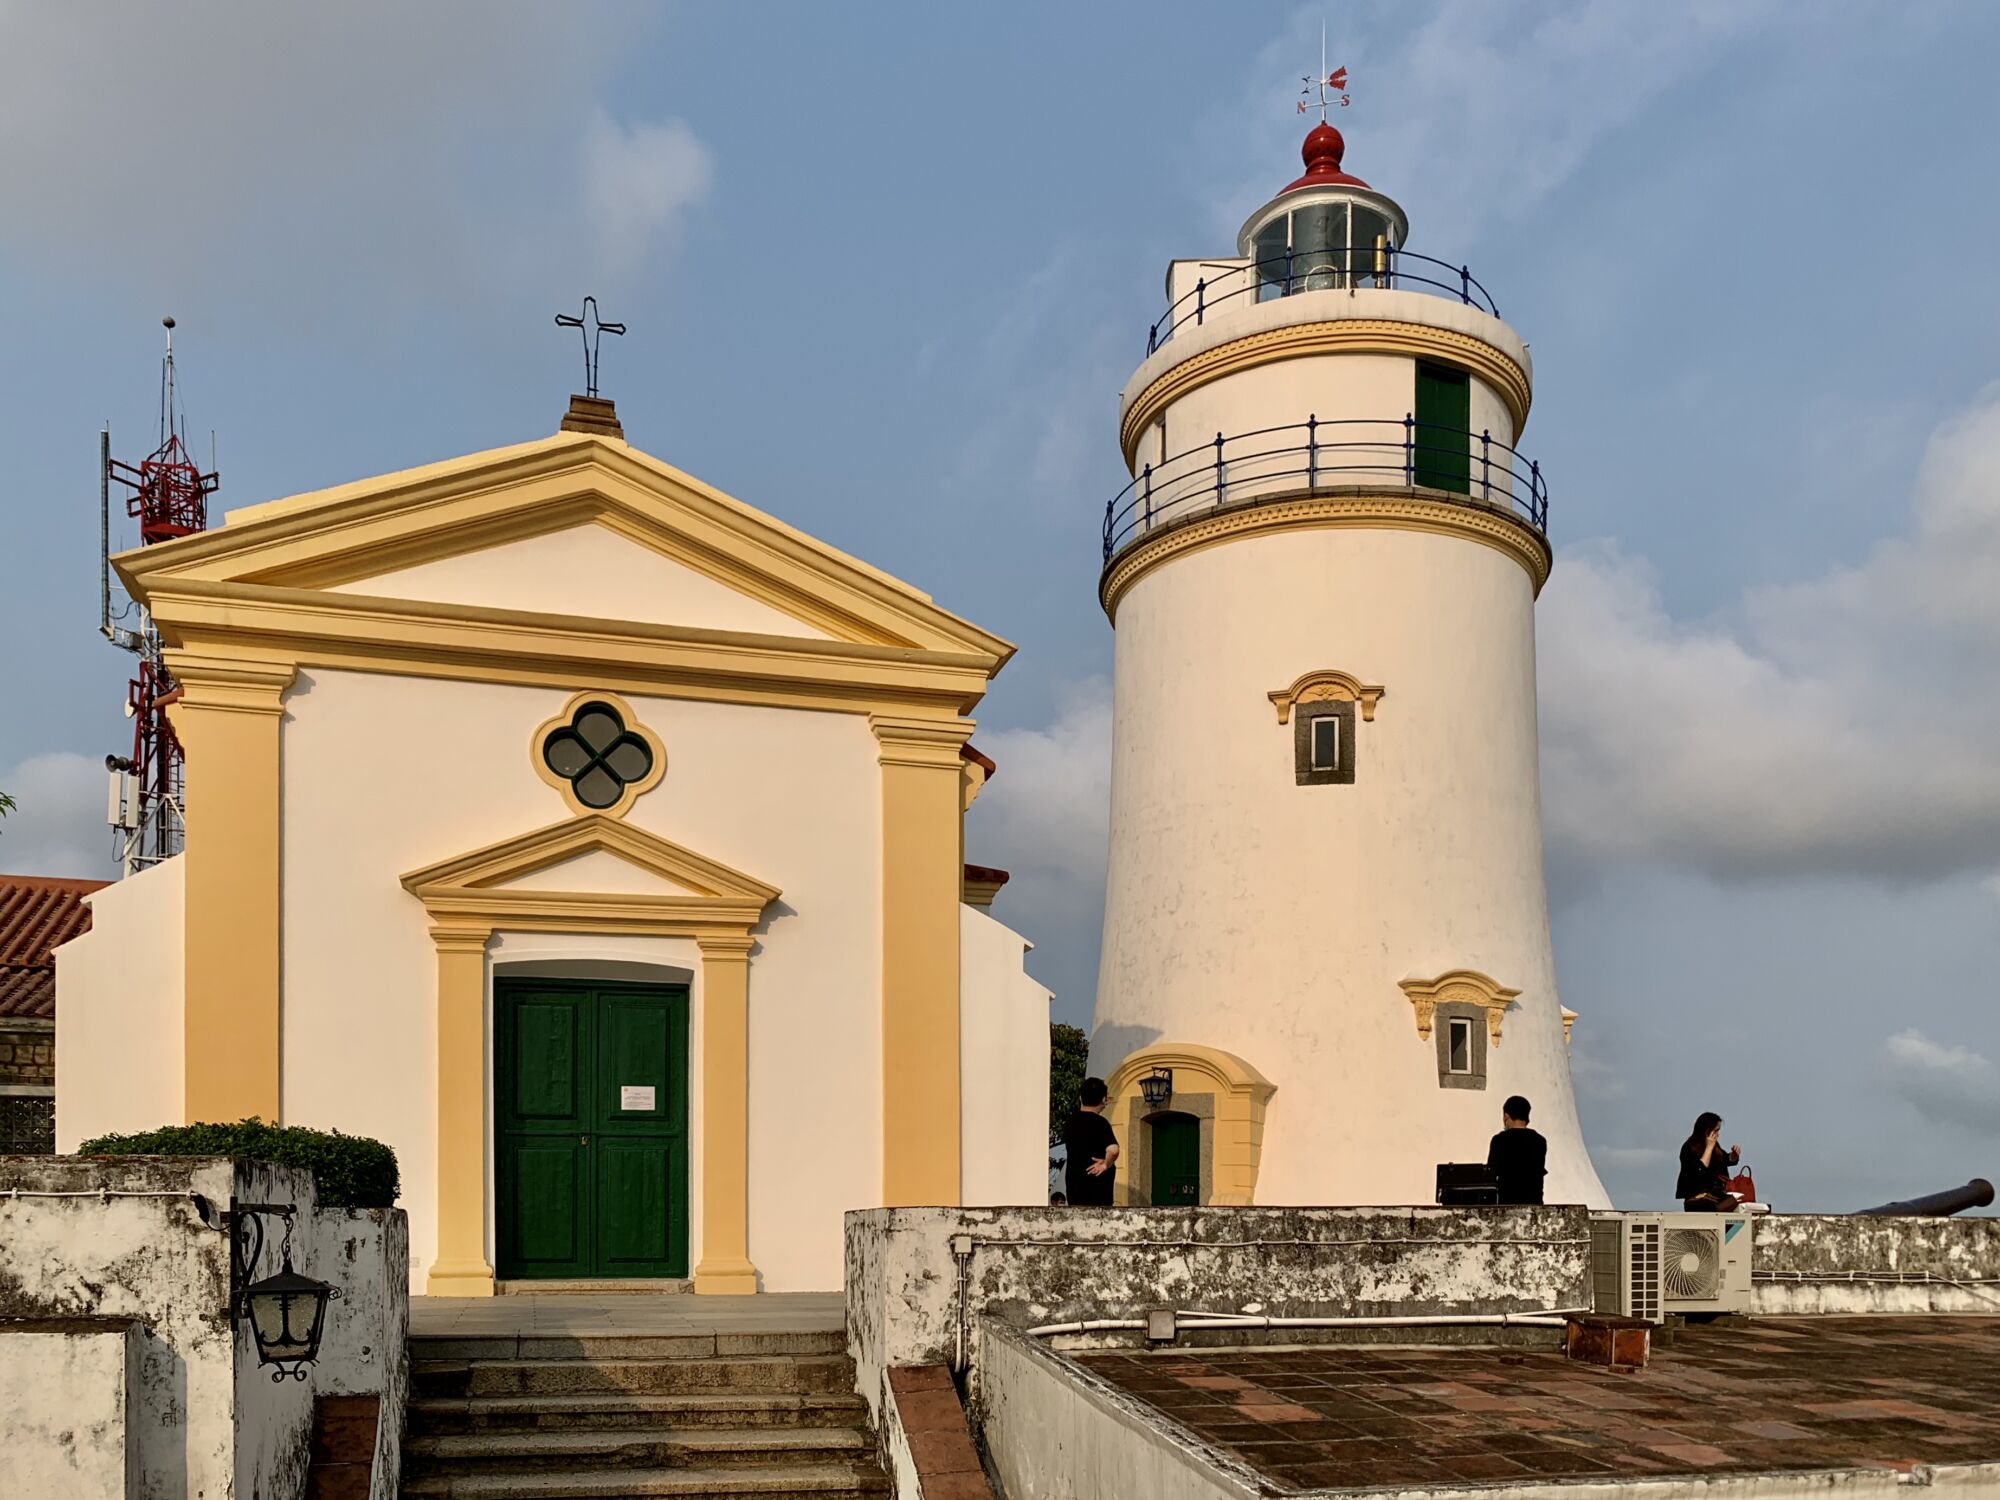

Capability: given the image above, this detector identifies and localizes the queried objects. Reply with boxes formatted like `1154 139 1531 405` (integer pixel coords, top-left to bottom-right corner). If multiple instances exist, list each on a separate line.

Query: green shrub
79 1118 400 1208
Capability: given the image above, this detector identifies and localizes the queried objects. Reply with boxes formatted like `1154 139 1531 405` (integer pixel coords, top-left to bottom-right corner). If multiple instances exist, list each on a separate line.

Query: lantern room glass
1253 196 1399 300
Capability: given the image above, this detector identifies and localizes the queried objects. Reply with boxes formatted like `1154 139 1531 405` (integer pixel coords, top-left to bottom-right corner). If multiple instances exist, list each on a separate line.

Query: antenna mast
101 317 219 875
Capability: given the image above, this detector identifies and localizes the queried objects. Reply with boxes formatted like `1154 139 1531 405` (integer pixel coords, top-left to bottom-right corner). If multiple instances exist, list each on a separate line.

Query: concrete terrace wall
981 1321 1265 1500
0 1155 407 1500
1753 1213 2000 1316
846 1205 1591 1422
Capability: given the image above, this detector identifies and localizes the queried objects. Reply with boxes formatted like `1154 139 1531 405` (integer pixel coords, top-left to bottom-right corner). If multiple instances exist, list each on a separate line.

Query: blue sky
4 2 1999 1211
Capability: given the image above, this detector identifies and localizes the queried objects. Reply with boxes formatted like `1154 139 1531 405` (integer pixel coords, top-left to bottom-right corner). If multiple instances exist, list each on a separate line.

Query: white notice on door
619 1085 656 1111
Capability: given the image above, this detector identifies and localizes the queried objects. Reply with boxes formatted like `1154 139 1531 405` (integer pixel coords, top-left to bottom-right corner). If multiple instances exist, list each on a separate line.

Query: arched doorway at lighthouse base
1103 1044 1276 1206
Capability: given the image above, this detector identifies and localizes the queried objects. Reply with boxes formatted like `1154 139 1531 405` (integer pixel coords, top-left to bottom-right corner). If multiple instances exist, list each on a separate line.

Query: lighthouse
1089 120 1609 1211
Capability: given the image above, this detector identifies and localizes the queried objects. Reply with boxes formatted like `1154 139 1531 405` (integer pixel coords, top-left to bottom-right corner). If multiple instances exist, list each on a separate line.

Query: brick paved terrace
1076 1317 2000 1492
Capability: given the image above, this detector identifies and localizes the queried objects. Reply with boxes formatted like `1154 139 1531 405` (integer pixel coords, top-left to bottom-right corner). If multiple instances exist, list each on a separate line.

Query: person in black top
1486 1095 1547 1205
1675 1111 1741 1211
1061 1077 1120 1205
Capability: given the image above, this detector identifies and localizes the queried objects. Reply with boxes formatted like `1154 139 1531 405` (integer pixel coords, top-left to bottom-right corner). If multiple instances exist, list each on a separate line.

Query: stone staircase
402 1325 888 1498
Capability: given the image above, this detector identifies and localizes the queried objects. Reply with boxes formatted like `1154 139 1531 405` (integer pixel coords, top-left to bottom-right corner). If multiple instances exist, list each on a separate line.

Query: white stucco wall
280 665 884 1292
0 1322 138 1500
1093 524 1606 1208
54 855 185 1151
959 904 1051 1208
0 1157 407 1500
328 520 833 639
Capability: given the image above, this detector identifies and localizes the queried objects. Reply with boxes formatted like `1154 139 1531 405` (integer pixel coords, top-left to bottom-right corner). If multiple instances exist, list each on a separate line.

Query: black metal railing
1103 416 1547 564
1147 250 1501 355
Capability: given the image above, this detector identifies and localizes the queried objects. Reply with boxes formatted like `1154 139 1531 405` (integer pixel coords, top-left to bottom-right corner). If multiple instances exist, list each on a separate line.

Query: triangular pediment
116 431 1011 660
402 814 780 916
328 522 834 641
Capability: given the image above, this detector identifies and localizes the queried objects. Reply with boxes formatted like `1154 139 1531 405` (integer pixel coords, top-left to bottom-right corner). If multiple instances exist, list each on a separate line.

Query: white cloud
1542 386 2000 883
1217 2 1775 246
965 682 1114 1009
1884 1030 2000 1135
584 113 713 278
0 753 114 879
1566 1038 1625 1102
0 3 677 318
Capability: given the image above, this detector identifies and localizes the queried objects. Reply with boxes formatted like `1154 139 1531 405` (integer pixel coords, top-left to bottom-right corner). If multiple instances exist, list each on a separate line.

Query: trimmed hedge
79 1118 400 1208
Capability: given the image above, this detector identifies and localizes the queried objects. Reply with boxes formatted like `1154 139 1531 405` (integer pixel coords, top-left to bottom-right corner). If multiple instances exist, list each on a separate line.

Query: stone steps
410 1391 868 1434
407 1425 869 1474
413 1353 855 1399
400 1462 888 1498
401 1320 884 1500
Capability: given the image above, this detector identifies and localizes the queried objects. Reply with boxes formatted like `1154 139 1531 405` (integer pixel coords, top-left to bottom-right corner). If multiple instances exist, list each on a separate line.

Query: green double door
495 980 689 1280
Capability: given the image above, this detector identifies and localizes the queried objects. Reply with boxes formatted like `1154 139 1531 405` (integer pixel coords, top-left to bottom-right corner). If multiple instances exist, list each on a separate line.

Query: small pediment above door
497 847 705 898
401 814 780 935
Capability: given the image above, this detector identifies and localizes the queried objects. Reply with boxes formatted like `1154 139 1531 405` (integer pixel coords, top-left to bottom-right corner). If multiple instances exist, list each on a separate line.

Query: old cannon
1856 1178 1994 1217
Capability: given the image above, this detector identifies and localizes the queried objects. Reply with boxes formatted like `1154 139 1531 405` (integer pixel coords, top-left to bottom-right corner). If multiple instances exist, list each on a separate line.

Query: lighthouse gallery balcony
1102 415 1548 565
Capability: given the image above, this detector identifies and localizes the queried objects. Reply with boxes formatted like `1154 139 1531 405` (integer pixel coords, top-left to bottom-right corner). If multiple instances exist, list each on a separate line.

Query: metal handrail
1146 249 1501 355
1102 416 1547 564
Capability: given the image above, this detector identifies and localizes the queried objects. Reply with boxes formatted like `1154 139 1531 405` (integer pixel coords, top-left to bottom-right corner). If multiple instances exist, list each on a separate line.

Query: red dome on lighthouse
1281 122 1369 193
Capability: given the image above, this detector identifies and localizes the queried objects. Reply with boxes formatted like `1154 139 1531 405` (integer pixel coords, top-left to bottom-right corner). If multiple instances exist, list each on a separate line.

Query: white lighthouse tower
1090 119 1608 1210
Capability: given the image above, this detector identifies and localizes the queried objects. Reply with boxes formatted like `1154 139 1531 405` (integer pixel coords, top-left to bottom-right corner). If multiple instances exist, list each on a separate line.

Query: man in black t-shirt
1486 1095 1548 1206
1062 1077 1121 1205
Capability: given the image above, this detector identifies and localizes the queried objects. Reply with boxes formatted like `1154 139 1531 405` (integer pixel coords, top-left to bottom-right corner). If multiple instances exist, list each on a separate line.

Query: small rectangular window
1447 1018 1473 1075
1310 716 1340 771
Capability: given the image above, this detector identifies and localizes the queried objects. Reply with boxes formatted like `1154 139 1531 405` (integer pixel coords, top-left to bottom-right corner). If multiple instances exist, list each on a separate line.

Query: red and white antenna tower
101 316 219 875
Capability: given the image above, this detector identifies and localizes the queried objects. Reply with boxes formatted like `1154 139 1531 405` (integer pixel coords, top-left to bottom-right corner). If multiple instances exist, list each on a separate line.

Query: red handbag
1726 1166 1757 1203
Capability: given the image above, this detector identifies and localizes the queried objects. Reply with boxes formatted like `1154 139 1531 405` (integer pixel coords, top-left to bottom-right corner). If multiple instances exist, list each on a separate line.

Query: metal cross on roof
1298 22 1351 120
553 296 626 399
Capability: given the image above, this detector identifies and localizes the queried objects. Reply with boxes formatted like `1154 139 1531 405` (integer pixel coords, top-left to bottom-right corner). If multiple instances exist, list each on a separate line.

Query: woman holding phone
1676 1111 1743 1211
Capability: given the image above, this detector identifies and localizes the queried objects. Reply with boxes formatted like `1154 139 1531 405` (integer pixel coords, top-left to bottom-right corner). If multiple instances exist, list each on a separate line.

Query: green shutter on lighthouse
1413 360 1471 494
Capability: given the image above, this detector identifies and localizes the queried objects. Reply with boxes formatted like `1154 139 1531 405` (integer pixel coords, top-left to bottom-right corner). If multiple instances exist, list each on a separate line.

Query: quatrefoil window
533 694 665 816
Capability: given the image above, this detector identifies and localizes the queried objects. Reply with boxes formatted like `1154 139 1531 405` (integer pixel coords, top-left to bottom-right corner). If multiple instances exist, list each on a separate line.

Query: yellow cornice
1121 318 1531 467
869 712 975 771
401 811 781 907
1268 668 1385 724
114 433 1015 665
144 580 999 715
1100 488 1552 619
1400 969 1522 1048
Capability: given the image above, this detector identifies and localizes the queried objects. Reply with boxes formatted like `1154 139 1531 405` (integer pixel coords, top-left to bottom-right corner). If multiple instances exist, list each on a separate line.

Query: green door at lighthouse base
495 980 689 1280
1150 1112 1202 1206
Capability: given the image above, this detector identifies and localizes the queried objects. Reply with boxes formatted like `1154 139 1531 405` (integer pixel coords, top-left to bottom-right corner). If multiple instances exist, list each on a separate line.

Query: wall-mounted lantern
1139 1068 1175 1109
230 1202 339 1382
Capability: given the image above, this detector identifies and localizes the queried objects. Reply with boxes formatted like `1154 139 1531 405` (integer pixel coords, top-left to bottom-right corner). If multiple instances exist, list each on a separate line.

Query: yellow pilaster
868 713 973 1205
428 924 495 1296
163 652 296 1124
693 934 759 1294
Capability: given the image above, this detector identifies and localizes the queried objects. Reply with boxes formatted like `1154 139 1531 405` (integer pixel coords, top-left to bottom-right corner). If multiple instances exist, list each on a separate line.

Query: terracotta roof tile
0 874 110 1020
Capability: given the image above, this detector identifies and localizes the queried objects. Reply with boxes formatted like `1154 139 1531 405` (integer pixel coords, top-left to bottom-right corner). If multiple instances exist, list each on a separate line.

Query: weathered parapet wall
846 1205 1591 1424
314 1207 411 1499
0 1155 408 1499
1754 1213 2000 1315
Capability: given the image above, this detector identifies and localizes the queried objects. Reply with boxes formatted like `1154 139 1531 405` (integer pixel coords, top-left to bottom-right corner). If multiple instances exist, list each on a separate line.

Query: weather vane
554 296 626 399
1298 22 1351 119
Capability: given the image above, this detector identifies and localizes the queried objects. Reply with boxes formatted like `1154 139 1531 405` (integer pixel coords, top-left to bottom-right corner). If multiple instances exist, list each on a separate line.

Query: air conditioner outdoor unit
1590 1211 1752 1322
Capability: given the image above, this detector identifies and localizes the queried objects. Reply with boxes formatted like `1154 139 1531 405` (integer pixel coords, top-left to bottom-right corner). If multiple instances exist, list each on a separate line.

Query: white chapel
56 396 1052 1295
